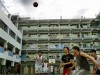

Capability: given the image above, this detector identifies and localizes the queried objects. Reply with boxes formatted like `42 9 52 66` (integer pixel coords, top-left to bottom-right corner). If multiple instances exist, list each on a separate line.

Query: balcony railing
0 1 9 16
0 1 18 23
16 54 20 59
23 35 100 40
19 15 96 20
22 44 100 50
0 46 4 53
21 54 26 59
8 51 13 57
22 26 98 30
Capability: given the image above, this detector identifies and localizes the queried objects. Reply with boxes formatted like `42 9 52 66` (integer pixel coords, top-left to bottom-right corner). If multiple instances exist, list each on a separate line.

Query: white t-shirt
44 63 48 68
35 56 43 67
96 55 100 70
50 66 53 72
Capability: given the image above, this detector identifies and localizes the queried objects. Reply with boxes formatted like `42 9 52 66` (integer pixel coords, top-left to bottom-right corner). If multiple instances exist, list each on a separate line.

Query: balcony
21 25 98 32
0 19 8 33
21 52 62 62
0 50 21 62
22 43 100 51
0 28 21 50
70 26 78 28
23 33 100 40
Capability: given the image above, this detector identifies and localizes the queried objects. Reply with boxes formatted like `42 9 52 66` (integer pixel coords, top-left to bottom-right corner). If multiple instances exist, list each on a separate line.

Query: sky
1 0 100 19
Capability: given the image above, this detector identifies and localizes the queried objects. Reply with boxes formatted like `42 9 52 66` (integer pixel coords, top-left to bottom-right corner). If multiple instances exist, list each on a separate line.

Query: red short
63 68 70 75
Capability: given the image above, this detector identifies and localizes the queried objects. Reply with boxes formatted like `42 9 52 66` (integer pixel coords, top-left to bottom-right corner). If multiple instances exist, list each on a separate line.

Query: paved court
21 74 92 75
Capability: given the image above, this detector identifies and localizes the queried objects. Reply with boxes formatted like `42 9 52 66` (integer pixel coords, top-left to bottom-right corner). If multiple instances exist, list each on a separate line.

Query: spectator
15 64 18 75
2 67 5 75
17 62 21 75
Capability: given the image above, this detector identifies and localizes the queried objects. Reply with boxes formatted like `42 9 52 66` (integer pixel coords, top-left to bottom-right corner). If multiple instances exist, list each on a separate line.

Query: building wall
0 8 22 73
20 19 100 74
0 9 22 39
0 28 21 49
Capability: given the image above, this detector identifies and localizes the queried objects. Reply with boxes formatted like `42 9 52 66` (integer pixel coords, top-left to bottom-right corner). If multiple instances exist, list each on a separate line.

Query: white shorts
50 69 53 72
43 67 48 73
35 65 42 73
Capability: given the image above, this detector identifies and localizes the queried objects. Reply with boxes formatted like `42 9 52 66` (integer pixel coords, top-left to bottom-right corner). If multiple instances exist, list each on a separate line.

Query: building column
8 14 11 20
6 27 10 34
12 47 15 54
80 32 82 38
15 22 18 28
1 59 6 73
26 65 28 74
1 59 6 65
78 24 80 28
15 35 17 40
21 37 23 48
88 23 90 28
11 61 14 73
4 42 8 51
19 50 21 61
19 50 21 56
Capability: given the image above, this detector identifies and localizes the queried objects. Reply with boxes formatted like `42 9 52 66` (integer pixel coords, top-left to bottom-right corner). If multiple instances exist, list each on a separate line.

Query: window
23 34 27 35
16 50 19 54
0 19 8 32
17 36 21 44
9 29 15 39
8 48 12 51
60 24 68 26
0 43 4 47
33 33 37 35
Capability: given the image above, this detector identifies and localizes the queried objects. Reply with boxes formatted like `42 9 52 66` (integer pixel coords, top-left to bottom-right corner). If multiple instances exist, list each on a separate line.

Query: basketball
33 2 38 7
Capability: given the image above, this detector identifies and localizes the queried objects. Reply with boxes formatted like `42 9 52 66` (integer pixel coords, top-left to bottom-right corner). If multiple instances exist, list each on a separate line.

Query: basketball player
90 50 100 75
57 47 74 75
50 64 54 75
70 46 100 75
43 60 49 75
34 51 44 75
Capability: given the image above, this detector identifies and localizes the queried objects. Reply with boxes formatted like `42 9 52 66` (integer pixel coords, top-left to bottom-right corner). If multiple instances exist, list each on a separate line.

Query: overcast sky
1 0 100 19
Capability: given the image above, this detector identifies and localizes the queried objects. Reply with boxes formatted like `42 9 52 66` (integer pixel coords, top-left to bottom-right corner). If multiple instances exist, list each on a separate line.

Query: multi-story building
1 0 100 75
0 1 22 73
16 13 100 74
